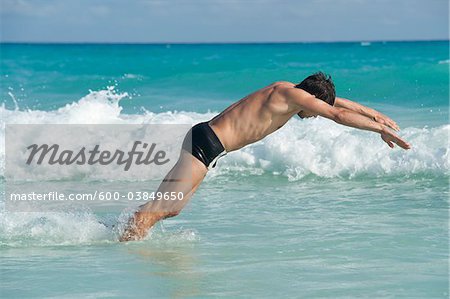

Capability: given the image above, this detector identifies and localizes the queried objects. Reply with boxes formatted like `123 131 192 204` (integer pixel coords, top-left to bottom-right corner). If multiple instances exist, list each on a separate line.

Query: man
120 72 410 241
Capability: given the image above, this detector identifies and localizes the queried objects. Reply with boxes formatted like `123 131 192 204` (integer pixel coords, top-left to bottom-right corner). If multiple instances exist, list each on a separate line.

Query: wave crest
1 87 448 180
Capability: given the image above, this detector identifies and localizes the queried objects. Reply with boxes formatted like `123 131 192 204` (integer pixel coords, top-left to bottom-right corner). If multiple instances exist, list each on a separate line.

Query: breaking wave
0 87 448 181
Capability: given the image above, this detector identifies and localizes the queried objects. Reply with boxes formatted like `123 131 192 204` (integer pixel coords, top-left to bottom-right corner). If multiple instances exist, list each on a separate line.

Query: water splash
0 87 448 180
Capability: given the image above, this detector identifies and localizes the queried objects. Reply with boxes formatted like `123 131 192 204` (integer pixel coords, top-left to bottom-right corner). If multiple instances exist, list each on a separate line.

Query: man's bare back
120 73 410 241
209 81 298 152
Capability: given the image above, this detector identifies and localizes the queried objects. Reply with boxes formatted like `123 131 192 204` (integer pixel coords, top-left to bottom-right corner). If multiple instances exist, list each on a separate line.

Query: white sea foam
122 73 144 80
0 87 448 181
0 205 114 246
0 203 198 247
214 119 449 180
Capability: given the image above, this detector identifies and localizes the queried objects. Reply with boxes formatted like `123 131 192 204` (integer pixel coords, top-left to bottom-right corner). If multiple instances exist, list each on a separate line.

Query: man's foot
119 211 162 242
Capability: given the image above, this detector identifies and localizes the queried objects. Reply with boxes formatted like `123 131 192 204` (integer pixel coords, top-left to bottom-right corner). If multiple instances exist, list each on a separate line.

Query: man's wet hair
295 72 336 106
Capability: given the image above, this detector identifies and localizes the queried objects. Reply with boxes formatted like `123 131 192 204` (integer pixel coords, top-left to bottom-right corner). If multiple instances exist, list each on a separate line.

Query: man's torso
209 81 304 151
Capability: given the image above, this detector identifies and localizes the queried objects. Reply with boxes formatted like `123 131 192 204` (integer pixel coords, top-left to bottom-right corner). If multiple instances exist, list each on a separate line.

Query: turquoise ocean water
0 41 449 298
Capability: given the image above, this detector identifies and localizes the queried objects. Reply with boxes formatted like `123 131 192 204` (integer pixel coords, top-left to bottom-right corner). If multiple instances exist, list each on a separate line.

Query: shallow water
1 175 448 298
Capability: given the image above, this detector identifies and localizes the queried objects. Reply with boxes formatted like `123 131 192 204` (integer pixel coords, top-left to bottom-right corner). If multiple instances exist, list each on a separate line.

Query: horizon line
0 38 448 45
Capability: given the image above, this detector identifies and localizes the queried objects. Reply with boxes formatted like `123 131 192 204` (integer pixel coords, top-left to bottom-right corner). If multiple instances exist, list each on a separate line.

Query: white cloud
0 0 448 42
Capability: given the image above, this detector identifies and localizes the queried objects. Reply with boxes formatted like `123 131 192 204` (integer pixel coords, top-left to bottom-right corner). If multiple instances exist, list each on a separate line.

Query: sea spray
1 88 448 180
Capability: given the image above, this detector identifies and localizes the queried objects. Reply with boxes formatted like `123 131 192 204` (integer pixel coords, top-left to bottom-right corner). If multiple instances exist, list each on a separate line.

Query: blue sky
0 0 448 43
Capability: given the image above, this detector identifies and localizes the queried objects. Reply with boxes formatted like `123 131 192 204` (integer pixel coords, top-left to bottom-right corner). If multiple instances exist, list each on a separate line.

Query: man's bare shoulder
274 84 313 105
271 81 296 87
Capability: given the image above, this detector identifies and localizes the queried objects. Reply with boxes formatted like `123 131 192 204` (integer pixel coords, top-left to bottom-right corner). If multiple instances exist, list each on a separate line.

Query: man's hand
373 112 400 131
380 128 411 149
288 93 411 150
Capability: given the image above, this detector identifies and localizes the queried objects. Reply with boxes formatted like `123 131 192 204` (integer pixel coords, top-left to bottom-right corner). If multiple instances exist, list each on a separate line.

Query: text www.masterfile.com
9 191 185 201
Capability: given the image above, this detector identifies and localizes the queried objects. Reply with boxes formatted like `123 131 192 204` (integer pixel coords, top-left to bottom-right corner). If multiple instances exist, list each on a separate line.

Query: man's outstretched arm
334 97 400 131
285 89 411 149
332 107 410 149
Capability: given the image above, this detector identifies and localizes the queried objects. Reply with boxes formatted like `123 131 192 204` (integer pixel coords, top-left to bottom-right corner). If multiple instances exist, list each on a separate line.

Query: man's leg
120 150 208 241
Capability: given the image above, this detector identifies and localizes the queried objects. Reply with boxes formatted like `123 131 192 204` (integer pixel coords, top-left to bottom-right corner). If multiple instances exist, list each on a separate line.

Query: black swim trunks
182 122 227 169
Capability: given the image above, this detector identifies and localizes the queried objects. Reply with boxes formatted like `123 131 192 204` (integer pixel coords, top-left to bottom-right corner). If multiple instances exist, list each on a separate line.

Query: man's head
295 72 336 106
